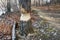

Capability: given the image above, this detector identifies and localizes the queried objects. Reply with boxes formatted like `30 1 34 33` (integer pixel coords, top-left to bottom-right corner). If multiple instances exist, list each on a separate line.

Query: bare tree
34 0 36 6
39 0 40 6
7 0 11 12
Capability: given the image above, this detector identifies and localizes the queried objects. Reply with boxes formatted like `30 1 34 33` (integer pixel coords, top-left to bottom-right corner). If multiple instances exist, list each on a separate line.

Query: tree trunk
39 0 40 6
7 0 11 12
19 0 34 36
20 19 34 36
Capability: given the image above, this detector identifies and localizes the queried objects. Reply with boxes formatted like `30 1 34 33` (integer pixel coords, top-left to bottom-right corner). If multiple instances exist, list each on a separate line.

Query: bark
7 0 11 12
20 19 34 36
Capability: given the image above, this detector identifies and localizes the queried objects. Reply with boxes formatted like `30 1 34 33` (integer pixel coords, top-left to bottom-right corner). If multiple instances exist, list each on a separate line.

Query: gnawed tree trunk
20 13 34 36
19 0 34 36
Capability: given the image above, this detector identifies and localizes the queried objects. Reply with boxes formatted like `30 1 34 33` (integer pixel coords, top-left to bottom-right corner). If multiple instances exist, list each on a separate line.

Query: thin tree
7 0 11 12
34 0 35 6
39 0 40 6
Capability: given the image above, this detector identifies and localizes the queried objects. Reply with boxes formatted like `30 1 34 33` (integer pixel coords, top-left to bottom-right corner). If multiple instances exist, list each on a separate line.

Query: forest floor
16 7 60 40
32 7 60 29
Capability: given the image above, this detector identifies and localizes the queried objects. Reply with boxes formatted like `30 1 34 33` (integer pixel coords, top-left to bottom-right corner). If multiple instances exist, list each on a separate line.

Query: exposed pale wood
20 13 31 21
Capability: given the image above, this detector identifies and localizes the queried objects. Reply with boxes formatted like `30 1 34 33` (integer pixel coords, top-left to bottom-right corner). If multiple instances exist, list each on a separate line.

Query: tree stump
20 13 34 36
